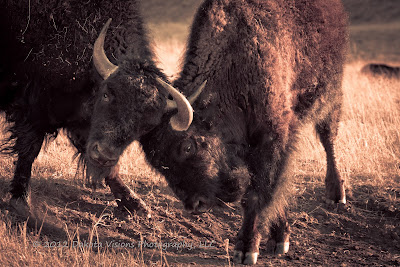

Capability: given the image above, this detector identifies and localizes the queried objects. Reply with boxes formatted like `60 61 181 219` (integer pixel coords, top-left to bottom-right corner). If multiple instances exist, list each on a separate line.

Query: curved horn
156 78 194 131
93 18 118 80
165 80 207 110
188 80 207 104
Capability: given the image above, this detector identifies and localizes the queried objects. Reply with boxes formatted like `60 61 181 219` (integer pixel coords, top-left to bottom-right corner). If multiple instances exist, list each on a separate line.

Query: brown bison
139 0 348 264
0 0 164 218
361 63 400 79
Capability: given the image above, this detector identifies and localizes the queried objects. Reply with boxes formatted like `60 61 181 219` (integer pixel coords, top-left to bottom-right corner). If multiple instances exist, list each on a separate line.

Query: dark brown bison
0 0 162 218
86 18 206 175
361 63 400 79
138 0 348 264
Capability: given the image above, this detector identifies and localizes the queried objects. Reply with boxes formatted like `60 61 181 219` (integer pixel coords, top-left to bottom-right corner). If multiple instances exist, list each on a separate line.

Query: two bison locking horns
1 0 349 265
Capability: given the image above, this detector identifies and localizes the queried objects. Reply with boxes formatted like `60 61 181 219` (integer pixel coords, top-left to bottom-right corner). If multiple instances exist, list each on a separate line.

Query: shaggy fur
141 0 348 264
86 59 168 171
0 0 160 217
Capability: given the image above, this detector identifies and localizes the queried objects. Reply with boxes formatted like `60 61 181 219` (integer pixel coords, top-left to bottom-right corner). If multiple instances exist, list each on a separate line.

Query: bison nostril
197 200 206 210
89 143 100 160
89 142 119 167
184 202 195 212
191 196 209 214
93 143 99 153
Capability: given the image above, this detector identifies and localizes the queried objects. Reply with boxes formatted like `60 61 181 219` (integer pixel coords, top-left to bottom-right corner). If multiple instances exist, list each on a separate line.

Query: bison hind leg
316 108 346 204
9 194 30 218
8 130 45 218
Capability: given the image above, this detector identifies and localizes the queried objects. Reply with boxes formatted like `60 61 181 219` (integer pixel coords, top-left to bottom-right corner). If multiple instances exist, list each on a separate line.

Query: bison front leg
105 164 151 219
268 212 290 255
233 192 290 265
9 131 45 218
233 192 262 265
233 136 293 264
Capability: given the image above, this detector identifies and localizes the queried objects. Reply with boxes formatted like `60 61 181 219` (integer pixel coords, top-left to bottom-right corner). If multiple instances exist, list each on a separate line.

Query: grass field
1 1 400 266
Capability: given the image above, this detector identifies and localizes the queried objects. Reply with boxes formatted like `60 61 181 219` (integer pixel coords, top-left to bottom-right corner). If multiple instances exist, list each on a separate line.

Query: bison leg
233 203 290 264
268 212 290 255
316 108 346 204
233 192 261 265
105 164 151 219
9 131 45 217
233 133 294 264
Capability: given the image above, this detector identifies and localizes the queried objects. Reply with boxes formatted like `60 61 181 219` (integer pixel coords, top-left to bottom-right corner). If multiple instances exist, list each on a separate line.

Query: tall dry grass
295 62 400 188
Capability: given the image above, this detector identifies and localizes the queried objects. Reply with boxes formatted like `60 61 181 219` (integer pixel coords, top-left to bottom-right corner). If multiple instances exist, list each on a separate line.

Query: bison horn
167 80 207 110
93 18 119 80
156 78 200 131
164 80 207 110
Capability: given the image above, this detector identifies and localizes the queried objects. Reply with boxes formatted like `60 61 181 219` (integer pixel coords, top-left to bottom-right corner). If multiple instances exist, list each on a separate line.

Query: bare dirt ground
0 153 399 266
1 0 400 266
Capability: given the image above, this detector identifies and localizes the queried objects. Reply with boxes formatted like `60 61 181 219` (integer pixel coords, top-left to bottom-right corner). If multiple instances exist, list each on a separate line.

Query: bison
138 0 348 264
86 15 206 179
361 63 400 79
0 0 163 218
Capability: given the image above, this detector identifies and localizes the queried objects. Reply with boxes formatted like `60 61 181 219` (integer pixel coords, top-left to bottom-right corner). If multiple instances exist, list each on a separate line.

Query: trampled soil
1 169 399 266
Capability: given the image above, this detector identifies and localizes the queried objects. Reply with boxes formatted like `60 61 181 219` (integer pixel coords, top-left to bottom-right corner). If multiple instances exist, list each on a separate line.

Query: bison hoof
9 197 30 218
116 193 151 219
275 241 290 255
243 252 259 265
233 250 258 265
233 250 243 263
324 196 346 205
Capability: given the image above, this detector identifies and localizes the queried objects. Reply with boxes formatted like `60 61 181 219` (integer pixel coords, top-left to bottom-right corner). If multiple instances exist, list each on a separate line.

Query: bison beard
0 0 161 219
141 0 348 265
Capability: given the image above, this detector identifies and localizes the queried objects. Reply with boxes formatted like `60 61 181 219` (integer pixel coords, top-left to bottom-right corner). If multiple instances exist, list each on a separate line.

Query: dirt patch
1 173 399 266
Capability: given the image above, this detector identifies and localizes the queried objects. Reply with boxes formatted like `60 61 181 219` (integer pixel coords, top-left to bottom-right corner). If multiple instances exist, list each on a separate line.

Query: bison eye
182 142 193 154
103 93 109 102
174 140 196 162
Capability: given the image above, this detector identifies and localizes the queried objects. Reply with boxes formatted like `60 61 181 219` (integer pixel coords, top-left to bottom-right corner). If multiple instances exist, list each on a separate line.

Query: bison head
86 19 205 173
141 82 251 214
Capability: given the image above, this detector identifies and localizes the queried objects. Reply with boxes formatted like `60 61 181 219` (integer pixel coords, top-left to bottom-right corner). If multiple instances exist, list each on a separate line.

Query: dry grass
0 212 151 267
295 62 400 184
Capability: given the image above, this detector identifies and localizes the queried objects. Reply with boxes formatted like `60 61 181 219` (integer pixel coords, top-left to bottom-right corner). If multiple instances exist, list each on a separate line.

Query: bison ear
156 78 194 131
93 18 119 80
